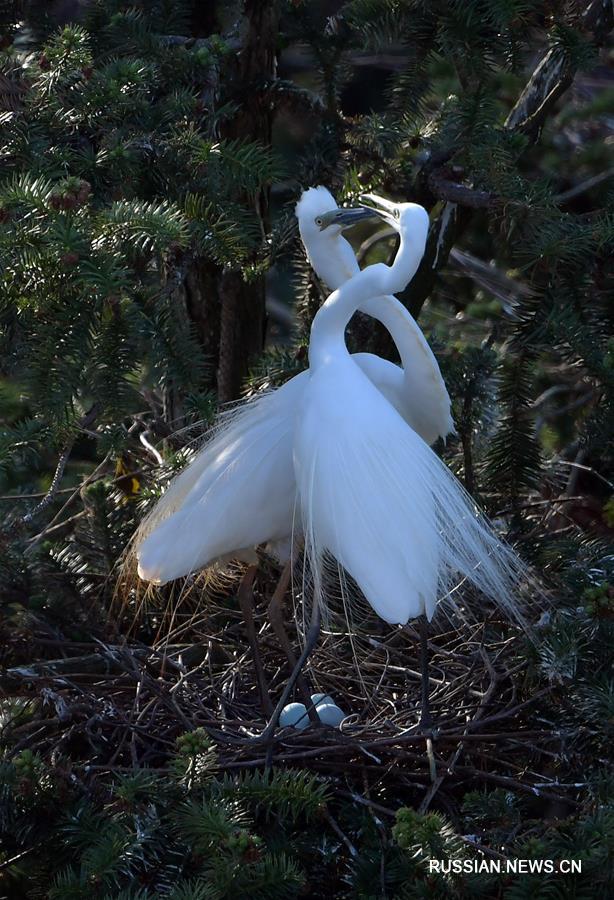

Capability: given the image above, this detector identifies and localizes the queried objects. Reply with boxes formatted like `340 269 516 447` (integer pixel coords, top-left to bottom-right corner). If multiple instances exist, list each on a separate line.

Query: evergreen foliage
0 0 613 896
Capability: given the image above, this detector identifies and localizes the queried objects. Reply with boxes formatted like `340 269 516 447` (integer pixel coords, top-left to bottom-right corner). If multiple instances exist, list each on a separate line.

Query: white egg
316 703 346 727
279 702 309 730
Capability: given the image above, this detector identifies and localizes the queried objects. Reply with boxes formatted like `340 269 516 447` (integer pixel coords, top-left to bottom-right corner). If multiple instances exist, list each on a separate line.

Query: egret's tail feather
296 396 531 635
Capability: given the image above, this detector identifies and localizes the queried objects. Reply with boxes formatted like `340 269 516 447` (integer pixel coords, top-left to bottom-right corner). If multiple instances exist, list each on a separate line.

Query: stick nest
1 559 581 818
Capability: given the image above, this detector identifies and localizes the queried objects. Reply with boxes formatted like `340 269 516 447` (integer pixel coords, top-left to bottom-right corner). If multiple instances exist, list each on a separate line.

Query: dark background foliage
0 1 613 897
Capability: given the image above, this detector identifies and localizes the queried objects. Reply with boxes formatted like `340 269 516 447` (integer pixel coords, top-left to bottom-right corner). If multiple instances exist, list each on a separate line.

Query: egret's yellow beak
317 206 382 231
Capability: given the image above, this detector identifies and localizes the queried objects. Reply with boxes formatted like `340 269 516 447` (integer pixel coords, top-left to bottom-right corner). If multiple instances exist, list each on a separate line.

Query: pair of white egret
135 187 526 732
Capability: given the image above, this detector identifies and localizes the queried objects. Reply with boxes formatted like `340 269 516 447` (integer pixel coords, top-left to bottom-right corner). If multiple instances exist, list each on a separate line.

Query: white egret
296 186 453 446
261 196 527 736
135 190 452 585
298 195 525 622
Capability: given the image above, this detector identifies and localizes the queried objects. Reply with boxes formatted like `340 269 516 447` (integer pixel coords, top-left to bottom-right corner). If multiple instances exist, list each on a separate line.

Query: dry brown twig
2 560 578 818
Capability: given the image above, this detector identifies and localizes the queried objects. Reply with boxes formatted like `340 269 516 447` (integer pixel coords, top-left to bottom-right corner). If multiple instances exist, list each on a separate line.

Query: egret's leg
417 615 437 783
259 599 322 745
267 562 317 719
418 615 431 729
237 564 273 717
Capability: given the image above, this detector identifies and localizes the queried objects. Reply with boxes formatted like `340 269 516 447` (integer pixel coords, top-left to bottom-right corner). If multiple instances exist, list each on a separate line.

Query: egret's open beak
359 193 398 225
318 206 382 231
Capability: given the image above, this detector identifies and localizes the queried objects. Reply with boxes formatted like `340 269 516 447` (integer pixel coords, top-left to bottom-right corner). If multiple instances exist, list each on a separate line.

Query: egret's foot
258 713 288 769
256 713 282 746
263 731 277 768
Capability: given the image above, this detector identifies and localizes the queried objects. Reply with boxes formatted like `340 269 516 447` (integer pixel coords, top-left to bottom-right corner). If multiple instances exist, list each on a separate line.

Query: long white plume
296 362 529 629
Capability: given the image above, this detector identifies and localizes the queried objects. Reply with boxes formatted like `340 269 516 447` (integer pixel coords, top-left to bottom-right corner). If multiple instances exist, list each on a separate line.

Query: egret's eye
393 208 400 219
315 216 323 226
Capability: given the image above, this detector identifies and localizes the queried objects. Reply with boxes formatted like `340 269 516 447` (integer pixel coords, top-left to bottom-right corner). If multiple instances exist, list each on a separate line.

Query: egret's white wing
135 355 410 584
135 378 304 584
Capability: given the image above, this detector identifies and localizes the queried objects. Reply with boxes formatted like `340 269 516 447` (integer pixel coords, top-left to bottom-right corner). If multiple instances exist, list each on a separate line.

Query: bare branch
428 171 494 209
554 165 614 203
505 0 613 136
20 403 101 527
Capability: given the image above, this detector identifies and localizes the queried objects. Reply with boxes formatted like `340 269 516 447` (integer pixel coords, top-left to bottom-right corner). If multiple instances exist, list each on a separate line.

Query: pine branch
407 0 612 318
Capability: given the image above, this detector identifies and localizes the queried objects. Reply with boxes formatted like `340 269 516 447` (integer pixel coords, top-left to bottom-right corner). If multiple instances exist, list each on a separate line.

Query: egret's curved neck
359 294 425 372
309 229 424 370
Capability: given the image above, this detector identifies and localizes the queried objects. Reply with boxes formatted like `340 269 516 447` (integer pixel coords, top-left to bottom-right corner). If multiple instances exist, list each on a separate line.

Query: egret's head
360 194 430 244
296 185 379 242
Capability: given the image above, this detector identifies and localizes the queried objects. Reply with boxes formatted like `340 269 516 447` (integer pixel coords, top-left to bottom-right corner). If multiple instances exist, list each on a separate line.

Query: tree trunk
186 0 279 404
